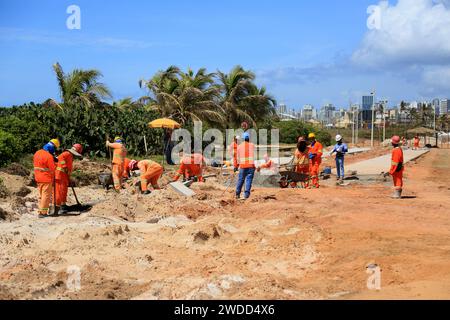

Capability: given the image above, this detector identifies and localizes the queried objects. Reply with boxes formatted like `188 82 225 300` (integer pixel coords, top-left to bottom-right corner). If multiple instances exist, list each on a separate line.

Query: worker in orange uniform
106 136 127 192
55 144 83 214
228 135 240 171
413 135 420 150
308 133 323 188
389 135 404 199
122 158 132 180
293 136 310 188
33 140 57 218
257 154 276 174
173 152 206 183
129 159 164 195
236 132 256 200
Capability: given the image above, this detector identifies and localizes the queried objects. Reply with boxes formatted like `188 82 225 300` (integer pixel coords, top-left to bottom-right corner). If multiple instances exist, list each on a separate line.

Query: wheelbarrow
278 164 310 189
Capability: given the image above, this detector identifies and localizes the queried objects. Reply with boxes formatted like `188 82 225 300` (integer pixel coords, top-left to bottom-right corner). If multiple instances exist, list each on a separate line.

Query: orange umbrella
149 118 181 129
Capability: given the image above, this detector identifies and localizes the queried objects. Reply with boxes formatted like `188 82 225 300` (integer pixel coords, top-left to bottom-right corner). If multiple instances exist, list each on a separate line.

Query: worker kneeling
173 153 206 183
55 144 84 214
129 159 163 195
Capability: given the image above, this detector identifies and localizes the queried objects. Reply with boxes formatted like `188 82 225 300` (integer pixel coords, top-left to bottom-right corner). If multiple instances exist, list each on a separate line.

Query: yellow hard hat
308 133 316 139
50 138 60 148
114 136 123 142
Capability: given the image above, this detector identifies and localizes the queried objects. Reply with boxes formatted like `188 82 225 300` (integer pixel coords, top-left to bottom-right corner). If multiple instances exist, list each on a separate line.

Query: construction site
1 142 449 300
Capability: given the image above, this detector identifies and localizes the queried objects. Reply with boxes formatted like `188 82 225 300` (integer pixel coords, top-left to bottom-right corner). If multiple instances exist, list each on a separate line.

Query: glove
105 140 110 148
69 180 76 187
308 153 315 159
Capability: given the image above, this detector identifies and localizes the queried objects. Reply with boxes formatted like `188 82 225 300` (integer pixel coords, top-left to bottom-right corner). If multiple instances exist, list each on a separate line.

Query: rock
14 187 31 197
82 232 90 240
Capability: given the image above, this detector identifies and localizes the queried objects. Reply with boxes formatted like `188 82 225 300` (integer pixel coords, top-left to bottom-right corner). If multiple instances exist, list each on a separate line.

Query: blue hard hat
43 142 55 155
243 132 250 141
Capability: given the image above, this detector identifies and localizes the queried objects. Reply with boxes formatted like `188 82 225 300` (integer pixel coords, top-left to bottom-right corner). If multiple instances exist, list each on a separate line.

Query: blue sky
1 0 450 109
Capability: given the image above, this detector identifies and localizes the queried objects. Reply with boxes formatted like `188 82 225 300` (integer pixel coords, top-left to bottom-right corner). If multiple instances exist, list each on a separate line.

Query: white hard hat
336 134 343 142
235 135 240 140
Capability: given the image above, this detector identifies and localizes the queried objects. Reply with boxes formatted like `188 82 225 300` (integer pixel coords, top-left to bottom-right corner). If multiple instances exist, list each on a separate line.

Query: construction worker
401 136 408 149
257 154 276 174
292 136 310 188
173 152 206 183
228 135 240 171
129 159 163 195
33 140 57 218
413 135 420 150
308 133 323 188
236 132 256 200
106 137 127 192
55 144 83 214
331 134 348 183
389 135 404 199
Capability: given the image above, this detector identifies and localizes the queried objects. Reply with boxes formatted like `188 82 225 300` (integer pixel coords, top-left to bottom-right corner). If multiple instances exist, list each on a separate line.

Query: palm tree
139 66 224 126
217 65 256 128
113 97 141 110
45 62 112 109
240 83 277 124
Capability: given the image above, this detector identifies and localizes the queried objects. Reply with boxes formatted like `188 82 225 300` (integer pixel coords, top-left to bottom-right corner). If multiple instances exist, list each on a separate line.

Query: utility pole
370 90 376 148
433 103 437 147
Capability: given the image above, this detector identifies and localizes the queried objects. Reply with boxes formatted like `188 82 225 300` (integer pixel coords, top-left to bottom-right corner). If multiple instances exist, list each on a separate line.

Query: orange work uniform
138 160 163 191
55 151 73 206
109 142 127 190
122 158 131 179
260 159 275 171
390 146 404 191
294 148 310 188
174 154 205 182
413 138 420 149
309 141 323 188
228 142 239 168
33 149 56 215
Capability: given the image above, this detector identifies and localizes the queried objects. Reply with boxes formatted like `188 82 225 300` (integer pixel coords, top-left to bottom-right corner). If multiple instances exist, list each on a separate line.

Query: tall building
433 98 440 116
319 103 335 125
362 95 374 122
440 99 449 115
302 104 315 121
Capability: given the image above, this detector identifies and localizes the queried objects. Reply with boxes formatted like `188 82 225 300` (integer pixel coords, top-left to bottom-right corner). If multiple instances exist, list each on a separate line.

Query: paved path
332 149 430 175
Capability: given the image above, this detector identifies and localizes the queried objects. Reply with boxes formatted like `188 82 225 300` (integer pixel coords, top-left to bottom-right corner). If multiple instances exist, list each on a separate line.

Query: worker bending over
106 136 127 192
308 133 323 188
33 139 58 218
293 136 310 188
257 154 276 174
235 132 256 200
389 135 404 199
129 160 163 195
122 158 132 179
173 152 206 183
331 134 348 183
55 144 83 214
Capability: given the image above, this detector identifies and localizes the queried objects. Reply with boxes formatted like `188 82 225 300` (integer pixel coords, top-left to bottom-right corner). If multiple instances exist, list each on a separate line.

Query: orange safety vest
55 151 73 180
390 147 404 175
309 141 323 164
33 149 56 183
237 141 256 169
110 143 127 165
294 148 310 170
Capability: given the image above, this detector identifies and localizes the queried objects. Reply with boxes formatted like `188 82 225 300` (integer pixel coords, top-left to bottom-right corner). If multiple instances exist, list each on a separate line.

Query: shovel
70 185 92 212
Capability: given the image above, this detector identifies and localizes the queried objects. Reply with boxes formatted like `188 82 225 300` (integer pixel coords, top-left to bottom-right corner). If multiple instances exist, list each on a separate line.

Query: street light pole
371 91 376 148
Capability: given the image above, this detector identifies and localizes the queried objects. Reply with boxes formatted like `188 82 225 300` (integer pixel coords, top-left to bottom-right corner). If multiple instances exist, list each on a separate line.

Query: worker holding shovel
106 136 127 192
54 144 83 214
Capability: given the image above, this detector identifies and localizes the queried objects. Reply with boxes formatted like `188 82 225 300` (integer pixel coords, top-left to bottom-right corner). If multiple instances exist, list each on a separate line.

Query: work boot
391 189 402 199
59 205 69 215
142 190 151 195
51 206 60 216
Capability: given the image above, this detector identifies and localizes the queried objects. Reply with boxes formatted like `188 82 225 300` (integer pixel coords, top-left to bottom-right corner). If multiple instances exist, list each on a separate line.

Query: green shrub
0 129 23 166
270 120 332 146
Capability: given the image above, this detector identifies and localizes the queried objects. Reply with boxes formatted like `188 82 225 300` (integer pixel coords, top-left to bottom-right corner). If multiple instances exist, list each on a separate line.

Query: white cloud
352 0 450 67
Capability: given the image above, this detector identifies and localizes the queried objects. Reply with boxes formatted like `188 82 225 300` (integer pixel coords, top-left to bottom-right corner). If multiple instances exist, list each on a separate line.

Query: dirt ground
0 149 449 300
